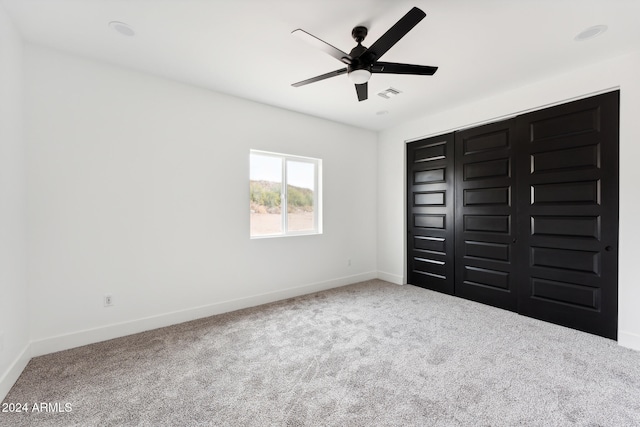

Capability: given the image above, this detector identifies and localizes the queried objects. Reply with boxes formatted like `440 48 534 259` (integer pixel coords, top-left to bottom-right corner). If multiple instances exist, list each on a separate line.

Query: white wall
0 5 29 399
378 50 640 350
24 45 378 356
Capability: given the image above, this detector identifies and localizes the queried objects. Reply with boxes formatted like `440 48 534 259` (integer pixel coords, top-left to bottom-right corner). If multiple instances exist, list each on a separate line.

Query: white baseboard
618 330 640 351
0 344 31 402
377 271 404 285
30 271 378 358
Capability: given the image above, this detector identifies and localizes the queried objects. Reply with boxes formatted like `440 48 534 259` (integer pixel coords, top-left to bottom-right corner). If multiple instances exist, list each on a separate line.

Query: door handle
605 245 613 252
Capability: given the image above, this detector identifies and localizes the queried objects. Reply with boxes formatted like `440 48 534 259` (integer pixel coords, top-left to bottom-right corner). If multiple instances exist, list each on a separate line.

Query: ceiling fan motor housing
348 41 371 74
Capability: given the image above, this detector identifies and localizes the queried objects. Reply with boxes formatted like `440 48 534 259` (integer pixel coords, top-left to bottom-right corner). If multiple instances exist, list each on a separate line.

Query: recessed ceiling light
109 21 135 37
574 25 607 41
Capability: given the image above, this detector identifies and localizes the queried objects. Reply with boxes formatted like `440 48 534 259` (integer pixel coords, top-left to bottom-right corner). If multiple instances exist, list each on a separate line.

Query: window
250 150 322 238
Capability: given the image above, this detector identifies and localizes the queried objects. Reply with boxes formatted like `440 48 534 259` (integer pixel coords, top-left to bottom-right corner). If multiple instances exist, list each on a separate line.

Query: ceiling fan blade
355 82 368 101
291 68 348 87
363 7 426 62
292 29 353 65
372 62 438 75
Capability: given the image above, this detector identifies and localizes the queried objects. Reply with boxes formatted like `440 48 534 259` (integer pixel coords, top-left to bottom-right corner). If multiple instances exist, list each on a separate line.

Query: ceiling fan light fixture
348 69 372 84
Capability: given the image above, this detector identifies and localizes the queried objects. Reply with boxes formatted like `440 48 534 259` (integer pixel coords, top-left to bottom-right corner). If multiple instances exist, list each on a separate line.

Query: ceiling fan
291 6 438 102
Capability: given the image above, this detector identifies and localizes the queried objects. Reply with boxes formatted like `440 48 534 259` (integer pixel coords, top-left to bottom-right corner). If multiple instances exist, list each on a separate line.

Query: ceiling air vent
378 88 401 99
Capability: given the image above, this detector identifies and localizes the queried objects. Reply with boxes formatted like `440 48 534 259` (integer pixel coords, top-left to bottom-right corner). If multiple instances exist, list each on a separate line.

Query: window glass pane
250 154 282 236
286 160 315 232
249 150 321 238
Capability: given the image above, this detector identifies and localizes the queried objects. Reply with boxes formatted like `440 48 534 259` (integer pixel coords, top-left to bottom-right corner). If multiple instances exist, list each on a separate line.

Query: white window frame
250 150 322 238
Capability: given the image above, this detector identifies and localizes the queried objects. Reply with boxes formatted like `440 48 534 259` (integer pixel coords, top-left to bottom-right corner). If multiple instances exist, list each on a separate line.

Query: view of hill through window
250 151 320 237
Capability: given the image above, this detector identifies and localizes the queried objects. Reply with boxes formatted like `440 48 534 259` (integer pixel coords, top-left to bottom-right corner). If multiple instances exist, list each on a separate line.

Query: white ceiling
2 0 640 131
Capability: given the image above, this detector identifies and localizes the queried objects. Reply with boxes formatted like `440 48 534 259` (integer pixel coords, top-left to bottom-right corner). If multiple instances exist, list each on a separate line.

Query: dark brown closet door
454 120 518 310
406 133 455 294
515 91 619 339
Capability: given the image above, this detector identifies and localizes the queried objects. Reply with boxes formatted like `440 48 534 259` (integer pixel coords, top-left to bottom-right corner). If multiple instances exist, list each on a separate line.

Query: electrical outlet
104 295 114 307
348 259 352 267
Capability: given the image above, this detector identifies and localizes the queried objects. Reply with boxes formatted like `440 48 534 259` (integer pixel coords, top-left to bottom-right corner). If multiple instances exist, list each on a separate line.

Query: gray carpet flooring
2 279 640 426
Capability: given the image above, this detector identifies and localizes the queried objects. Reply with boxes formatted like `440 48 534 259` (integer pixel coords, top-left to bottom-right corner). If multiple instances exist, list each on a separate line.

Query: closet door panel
454 120 518 310
407 134 455 294
515 91 619 339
